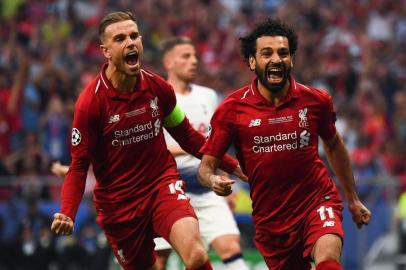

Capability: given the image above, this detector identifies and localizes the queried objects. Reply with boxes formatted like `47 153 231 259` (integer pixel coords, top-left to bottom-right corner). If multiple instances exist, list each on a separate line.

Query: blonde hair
99 11 136 43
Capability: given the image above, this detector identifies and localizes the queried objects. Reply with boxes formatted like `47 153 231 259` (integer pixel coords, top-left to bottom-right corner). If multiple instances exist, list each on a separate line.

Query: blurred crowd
0 0 405 269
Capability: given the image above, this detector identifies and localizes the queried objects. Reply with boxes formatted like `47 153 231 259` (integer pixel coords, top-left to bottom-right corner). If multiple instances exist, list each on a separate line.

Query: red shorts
254 198 344 270
96 180 197 270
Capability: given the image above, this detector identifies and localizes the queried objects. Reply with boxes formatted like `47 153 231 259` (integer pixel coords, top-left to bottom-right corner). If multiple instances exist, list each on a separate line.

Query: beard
179 73 196 84
255 61 291 93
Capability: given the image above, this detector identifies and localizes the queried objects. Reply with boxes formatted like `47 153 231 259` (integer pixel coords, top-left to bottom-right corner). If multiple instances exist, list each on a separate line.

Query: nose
270 53 282 64
126 36 136 48
191 55 198 65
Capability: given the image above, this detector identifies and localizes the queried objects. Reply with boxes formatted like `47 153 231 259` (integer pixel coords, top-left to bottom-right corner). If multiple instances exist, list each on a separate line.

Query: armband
163 104 185 127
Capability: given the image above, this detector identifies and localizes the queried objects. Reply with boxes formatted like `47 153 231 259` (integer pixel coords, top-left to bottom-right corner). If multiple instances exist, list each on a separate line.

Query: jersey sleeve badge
71 128 82 146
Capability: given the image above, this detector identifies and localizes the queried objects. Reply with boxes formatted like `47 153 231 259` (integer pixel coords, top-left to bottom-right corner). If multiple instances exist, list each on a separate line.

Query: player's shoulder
76 75 103 109
295 81 332 103
140 69 172 90
190 84 216 95
190 84 218 99
222 85 252 104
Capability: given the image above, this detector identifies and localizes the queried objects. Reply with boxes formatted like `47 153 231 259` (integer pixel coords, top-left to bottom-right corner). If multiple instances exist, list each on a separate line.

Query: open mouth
267 67 284 82
125 51 139 66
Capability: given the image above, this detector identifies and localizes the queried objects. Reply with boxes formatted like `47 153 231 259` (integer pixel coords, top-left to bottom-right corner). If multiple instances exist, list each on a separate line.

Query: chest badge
299 107 308 128
150 97 160 117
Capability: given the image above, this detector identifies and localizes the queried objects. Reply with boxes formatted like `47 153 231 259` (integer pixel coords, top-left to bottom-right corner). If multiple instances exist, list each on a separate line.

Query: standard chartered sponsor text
112 121 154 146
252 131 298 153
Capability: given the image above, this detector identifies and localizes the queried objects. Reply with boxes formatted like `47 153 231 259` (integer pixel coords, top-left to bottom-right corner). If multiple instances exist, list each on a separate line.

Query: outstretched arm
323 133 372 229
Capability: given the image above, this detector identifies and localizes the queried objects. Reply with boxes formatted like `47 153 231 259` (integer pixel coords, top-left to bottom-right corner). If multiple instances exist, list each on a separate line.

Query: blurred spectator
18 197 57 270
40 95 70 164
394 90 406 145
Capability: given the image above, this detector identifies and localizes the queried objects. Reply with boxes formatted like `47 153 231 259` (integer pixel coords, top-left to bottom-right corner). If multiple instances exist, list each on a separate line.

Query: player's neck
105 65 137 93
167 76 191 95
258 81 290 107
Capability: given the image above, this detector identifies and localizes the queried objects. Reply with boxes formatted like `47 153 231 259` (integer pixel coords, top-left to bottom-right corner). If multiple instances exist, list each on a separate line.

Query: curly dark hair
239 18 298 66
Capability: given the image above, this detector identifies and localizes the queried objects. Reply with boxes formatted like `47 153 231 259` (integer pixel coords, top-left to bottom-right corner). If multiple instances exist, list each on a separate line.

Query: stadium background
0 0 405 269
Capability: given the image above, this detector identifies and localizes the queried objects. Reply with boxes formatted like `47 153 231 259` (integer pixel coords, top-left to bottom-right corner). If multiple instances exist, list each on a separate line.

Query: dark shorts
254 198 344 270
97 180 197 270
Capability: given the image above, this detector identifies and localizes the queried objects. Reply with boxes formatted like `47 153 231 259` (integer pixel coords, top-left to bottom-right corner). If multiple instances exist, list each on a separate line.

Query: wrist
209 174 219 188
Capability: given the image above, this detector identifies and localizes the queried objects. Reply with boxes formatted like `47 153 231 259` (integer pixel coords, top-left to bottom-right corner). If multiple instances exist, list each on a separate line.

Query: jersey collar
249 76 300 106
99 63 150 100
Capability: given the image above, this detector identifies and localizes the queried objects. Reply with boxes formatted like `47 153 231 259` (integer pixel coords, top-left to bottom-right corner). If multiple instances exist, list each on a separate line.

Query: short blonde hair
99 11 136 43
159 36 193 57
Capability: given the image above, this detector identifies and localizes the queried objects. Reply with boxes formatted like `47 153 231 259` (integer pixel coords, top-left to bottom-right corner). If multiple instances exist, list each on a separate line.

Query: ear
100 45 111 60
249 55 256 71
290 56 294 68
163 54 172 70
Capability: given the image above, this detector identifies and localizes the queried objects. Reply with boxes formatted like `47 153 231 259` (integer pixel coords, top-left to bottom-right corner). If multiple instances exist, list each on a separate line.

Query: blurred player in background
198 18 372 270
50 11 246 270
153 36 249 270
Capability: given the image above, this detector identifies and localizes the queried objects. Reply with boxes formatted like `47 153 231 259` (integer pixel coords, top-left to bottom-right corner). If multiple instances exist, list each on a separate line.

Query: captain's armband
163 104 185 127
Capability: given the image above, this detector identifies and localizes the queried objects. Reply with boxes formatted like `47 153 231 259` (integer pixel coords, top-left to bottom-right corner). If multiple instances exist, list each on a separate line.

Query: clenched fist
51 213 74 235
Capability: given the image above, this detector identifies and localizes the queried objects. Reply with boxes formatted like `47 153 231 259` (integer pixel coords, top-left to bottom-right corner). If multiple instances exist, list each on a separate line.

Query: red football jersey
201 77 343 233
61 65 180 222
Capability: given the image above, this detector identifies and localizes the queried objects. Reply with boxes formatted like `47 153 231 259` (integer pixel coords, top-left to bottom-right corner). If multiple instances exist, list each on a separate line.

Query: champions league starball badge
71 128 82 146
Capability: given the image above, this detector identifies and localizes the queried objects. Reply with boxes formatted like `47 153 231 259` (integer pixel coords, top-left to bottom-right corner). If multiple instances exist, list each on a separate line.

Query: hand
51 161 69 177
232 165 248 182
51 213 74 235
348 200 372 229
210 175 235 196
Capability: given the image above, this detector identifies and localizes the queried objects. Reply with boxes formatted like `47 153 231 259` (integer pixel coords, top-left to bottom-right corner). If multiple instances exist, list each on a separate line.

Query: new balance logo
108 114 120 123
249 119 261 127
323 221 335 227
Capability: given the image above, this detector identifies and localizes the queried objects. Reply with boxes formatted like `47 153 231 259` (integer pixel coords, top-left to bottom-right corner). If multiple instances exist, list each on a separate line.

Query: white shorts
154 191 240 250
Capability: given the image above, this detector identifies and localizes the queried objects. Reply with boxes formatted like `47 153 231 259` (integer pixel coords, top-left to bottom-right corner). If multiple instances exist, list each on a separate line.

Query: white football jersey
164 84 219 169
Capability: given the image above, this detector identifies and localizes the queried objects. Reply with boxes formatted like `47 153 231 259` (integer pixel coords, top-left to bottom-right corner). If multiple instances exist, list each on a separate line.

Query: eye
260 49 272 58
279 49 290 58
182 53 190 59
114 36 125 42
130 33 139 40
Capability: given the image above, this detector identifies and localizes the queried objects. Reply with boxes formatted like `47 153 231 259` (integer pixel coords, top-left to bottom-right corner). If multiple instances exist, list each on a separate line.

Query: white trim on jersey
95 79 101 93
241 85 255 100
100 73 109 89
297 82 311 91
141 69 154 77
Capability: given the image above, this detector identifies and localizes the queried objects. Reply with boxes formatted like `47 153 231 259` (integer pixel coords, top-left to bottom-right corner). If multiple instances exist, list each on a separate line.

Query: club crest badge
150 97 159 117
299 107 308 128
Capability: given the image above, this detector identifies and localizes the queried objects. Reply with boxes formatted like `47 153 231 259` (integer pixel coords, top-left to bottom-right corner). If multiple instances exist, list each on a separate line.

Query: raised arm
323 133 372 228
